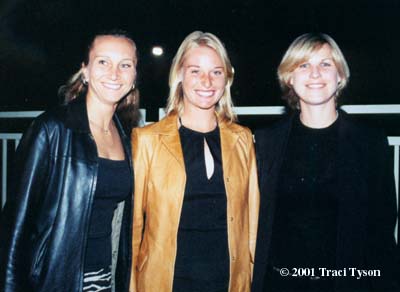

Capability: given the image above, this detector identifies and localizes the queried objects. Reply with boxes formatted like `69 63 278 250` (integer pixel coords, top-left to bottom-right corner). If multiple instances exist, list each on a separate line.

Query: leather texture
130 113 259 292
0 98 133 292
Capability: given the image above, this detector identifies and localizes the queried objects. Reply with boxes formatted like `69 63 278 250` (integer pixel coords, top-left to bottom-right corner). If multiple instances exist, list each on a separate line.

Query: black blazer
252 111 398 292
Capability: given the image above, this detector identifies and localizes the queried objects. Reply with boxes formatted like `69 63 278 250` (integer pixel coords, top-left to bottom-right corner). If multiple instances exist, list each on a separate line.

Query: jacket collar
154 112 245 134
64 97 128 139
156 113 185 169
156 112 244 170
65 97 91 133
218 116 243 170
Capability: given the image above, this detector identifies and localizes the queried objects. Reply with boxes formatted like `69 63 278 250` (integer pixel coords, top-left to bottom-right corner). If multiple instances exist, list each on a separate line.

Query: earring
82 77 88 85
132 84 135 90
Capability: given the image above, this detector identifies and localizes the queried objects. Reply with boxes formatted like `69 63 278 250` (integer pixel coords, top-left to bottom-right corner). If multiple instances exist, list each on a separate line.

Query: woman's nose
109 66 119 80
310 65 321 78
201 73 212 87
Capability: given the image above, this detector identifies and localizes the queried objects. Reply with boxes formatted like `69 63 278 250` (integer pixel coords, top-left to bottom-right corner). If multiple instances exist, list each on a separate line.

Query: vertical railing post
394 144 399 243
2 139 7 209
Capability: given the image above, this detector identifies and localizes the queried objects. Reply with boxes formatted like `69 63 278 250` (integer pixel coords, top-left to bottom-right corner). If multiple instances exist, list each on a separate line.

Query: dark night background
0 0 399 125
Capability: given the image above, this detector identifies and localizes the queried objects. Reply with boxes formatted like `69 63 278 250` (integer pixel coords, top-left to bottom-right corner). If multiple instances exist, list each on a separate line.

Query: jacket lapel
259 114 293 264
159 114 186 170
219 120 240 173
335 112 366 269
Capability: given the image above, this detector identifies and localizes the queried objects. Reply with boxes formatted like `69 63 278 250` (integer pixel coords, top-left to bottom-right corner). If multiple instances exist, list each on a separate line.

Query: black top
270 115 339 269
252 111 399 292
84 157 132 271
173 124 229 292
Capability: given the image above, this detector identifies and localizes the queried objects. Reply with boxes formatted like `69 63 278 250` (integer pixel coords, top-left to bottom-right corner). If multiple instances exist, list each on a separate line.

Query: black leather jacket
0 98 133 292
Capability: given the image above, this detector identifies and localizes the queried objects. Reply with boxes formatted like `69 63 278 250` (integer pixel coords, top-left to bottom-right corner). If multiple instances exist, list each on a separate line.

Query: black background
0 0 399 124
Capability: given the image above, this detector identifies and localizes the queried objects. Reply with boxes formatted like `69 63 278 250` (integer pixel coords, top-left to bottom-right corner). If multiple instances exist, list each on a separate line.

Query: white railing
0 109 147 120
0 134 21 209
158 104 400 119
159 105 400 197
162 105 400 241
2 105 400 215
0 109 147 209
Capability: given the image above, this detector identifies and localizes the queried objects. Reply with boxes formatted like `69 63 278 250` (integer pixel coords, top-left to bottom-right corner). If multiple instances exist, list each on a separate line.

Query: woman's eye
121 63 132 69
321 62 332 67
190 70 199 74
299 63 309 69
213 70 223 76
98 59 107 65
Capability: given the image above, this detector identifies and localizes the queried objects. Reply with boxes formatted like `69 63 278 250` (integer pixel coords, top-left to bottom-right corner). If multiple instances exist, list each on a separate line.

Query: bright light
152 46 163 56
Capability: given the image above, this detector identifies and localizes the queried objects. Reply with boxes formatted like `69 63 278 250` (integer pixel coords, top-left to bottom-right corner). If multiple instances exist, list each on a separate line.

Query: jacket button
232 256 236 261
230 216 234 222
226 177 230 182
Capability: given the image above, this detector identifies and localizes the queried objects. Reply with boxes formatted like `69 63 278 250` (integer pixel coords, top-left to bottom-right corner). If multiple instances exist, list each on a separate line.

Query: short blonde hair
165 31 236 122
278 33 350 109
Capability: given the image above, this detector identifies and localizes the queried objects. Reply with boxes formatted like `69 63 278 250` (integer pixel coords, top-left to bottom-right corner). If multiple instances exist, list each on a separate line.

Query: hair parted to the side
165 31 237 122
58 29 141 130
277 33 350 109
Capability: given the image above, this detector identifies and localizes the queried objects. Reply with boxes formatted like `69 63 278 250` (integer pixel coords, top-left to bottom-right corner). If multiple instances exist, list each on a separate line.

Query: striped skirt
83 267 112 292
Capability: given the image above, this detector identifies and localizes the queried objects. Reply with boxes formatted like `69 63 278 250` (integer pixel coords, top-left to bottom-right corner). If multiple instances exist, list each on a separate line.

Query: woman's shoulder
254 113 293 144
219 121 254 144
223 121 251 134
23 104 69 138
133 114 177 136
339 110 386 143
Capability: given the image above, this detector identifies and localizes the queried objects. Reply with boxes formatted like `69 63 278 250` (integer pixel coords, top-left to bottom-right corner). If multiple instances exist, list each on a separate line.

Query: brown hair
58 29 140 130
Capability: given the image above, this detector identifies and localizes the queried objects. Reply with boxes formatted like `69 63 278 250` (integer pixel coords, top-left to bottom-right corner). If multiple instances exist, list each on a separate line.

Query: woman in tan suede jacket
130 31 259 292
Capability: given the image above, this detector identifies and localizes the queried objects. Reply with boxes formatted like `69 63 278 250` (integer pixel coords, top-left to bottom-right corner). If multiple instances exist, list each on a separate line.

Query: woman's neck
299 104 338 129
86 97 116 130
180 108 217 133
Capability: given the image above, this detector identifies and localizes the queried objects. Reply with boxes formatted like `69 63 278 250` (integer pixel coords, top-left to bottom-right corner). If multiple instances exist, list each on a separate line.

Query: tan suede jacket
130 114 259 292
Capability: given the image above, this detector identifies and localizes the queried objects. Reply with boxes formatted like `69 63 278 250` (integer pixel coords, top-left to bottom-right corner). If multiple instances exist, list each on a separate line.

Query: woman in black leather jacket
0 30 138 292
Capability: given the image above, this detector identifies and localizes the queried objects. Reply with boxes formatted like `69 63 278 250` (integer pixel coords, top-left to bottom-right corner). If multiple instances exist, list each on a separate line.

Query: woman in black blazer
252 33 398 292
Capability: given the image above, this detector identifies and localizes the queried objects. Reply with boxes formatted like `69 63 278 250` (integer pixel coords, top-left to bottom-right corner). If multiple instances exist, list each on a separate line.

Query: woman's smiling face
181 45 226 114
290 44 341 110
83 35 137 107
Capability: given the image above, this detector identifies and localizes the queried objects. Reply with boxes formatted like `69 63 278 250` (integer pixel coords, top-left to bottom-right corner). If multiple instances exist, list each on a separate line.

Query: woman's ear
81 62 89 83
178 68 184 82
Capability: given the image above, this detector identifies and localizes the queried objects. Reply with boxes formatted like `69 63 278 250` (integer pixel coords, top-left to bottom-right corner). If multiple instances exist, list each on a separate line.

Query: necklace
89 119 112 135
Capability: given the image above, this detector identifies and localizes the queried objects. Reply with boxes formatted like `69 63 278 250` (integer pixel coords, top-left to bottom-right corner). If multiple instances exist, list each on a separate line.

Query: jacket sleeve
246 129 260 278
367 131 399 290
0 118 50 292
129 128 150 292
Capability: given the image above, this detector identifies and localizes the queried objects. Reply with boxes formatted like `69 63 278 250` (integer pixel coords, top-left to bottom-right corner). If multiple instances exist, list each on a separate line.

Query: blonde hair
165 31 236 122
277 33 350 109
